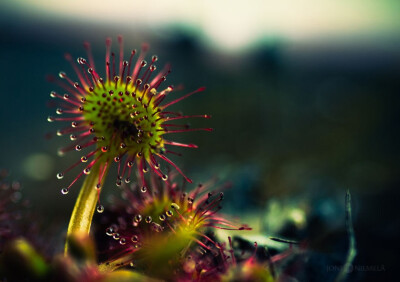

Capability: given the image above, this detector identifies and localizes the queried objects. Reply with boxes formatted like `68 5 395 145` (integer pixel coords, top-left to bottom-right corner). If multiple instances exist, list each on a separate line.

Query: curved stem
64 162 109 254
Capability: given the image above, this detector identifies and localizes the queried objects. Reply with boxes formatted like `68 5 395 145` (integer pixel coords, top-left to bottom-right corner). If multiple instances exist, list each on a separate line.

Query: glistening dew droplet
171 203 180 210
96 205 104 213
145 216 152 223
106 227 114 236
131 235 139 243
134 214 142 223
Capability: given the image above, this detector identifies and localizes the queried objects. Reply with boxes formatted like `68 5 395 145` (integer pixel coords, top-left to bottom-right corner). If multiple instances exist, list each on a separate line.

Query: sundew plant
48 36 212 251
0 36 354 282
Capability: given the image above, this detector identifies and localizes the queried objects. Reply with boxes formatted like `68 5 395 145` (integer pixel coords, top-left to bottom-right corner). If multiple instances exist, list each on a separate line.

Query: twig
335 190 357 282
269 237 299 244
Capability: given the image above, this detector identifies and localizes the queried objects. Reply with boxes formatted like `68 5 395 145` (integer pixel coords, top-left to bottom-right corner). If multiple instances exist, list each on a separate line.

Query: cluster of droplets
104 200 181 248
96 172 252 278
48 36 211 198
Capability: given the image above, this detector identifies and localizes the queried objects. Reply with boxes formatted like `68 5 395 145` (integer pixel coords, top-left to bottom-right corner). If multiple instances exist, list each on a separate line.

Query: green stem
64 163 108 254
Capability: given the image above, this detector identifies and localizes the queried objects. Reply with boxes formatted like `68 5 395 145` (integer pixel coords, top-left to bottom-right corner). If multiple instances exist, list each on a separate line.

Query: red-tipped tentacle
83 41 96 72
162 87 206 110
118 35 124 76
159 127 213 134
105 37 112 83
126 49 137 77
156 154 192 183
64 53 89 89
163 140 198 148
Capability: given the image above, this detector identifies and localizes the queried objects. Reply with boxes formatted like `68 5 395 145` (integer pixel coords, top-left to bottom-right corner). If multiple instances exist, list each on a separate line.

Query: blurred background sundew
0 0 399 281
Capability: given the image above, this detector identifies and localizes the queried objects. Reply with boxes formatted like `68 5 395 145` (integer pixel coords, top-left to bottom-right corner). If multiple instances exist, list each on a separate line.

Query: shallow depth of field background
0 1 399 281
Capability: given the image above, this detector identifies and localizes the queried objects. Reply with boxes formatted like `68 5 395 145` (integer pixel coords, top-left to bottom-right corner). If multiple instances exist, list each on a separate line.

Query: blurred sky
1 0 400 52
